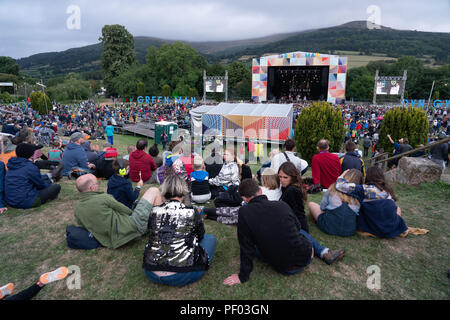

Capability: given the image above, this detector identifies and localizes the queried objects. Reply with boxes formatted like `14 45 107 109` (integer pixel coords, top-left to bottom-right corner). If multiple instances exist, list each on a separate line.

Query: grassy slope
0 134 448 300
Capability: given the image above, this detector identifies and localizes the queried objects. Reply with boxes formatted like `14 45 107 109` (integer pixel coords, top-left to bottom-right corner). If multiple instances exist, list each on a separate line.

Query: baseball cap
70 132 87 142
104 148 119 158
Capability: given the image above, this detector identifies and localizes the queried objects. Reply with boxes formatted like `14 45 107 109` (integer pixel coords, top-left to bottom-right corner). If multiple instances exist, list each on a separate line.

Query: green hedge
294 101 346 164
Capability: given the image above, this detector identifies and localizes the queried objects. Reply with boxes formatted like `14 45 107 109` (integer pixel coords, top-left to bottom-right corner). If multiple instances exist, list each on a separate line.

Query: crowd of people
0 98 448 298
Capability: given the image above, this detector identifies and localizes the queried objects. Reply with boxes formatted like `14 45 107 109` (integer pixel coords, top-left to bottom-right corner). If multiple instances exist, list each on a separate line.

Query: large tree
227 61 251 100
144 42 207 97
99 25 137 96
0 56 19 75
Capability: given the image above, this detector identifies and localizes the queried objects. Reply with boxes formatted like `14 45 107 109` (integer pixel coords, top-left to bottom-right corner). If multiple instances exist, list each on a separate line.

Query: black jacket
340 151 364 175
107 174 140 209
280 185 309 233
237 195 313 283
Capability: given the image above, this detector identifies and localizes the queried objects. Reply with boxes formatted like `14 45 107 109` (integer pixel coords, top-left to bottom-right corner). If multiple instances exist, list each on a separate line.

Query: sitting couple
71 174 216 287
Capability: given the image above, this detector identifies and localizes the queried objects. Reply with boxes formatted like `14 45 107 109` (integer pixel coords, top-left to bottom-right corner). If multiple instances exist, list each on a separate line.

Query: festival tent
190 103 293 142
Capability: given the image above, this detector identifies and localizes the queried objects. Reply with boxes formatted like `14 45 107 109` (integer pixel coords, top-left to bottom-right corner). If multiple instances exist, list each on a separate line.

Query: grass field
0 134 449 300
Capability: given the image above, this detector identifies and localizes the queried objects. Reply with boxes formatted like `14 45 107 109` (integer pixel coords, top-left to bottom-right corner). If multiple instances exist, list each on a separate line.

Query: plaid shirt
335 177 392 204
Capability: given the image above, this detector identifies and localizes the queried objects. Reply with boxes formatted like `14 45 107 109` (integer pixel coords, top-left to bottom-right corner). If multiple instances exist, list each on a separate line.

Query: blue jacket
5 157 50 209
62 142 89 176
0 161 5 208
107 174 140 209
340 152 365 176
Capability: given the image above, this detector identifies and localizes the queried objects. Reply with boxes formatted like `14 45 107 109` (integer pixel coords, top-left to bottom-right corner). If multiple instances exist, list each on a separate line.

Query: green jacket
74 192 141 249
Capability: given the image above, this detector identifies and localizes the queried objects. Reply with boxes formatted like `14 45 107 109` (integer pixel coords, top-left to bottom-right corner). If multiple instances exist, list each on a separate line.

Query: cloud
1 0 449 59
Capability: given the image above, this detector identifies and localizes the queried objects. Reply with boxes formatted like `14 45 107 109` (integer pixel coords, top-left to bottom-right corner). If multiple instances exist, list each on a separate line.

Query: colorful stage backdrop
252 51 347 104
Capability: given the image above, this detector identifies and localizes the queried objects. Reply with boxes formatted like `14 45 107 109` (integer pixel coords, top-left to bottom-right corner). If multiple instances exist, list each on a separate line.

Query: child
308 169 362 237
190 156 211 204
260 168 282 201
107 158 143 209
48 140 63 163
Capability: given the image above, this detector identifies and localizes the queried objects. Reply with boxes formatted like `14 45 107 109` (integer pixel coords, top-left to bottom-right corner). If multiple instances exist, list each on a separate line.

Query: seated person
95 147 118 180
260 168 282 201
271 139 308 176
311 139 341 189
107 158 144 209
223 179 345 286
62 132 95 176
190 156 211 204
0 135 17 170
5 143 61 209
143 175 216 287
256 148 280 183
340 140 365 177
74 174 162 249
209 148 240 199
308 169 362 237
123 145 135 162
335 167 408 238
129 139 157 183
240 158 252 181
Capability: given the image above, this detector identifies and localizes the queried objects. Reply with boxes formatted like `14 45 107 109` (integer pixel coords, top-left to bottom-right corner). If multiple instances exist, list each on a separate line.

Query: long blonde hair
328 169 362 205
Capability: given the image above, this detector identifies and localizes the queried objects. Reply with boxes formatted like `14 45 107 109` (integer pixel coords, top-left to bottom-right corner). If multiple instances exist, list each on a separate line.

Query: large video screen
206 79 225 93
376 79 404 95
267 66 329 101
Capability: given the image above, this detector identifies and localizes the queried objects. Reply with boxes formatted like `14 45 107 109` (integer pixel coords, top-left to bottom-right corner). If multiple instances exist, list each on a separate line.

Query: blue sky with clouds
1 0 449 59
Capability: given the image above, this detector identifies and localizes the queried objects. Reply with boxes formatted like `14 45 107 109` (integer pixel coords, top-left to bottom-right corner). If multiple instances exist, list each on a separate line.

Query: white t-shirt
270 151 308 174
261 186 282 201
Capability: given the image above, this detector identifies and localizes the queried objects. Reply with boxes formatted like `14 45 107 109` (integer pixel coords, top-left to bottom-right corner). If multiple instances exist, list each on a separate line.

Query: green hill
16 21 450 79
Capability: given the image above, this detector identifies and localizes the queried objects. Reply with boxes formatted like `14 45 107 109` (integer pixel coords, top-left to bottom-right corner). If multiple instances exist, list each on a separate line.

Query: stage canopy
190 103 293 142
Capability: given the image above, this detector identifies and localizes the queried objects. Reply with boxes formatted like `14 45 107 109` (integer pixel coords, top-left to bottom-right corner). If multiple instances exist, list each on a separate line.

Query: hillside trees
0 56 19 75
47 73 92 101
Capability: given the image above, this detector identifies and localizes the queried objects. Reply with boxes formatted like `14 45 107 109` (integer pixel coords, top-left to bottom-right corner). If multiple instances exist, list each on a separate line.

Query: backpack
66 225 101 250
302 177 323 194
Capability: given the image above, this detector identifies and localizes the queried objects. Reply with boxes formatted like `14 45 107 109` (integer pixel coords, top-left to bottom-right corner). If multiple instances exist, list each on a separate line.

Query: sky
1 0 449 59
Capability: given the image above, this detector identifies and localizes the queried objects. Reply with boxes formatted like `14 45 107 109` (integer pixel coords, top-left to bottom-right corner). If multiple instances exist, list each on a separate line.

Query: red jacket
129 150 157 182
311 151 341 189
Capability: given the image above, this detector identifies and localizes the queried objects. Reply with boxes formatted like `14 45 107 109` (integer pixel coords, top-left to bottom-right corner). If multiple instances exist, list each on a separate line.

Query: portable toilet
154 121 178 144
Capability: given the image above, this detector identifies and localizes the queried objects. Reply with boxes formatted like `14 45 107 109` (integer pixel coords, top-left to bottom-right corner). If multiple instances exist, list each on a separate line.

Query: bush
30 91 51 114
378 106 429 154
294 101 346 164
0 91 14 104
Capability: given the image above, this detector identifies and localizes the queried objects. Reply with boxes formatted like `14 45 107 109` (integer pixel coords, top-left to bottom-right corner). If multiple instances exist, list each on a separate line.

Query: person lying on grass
223 178 344 286
0 267 68 300
74 174 162 249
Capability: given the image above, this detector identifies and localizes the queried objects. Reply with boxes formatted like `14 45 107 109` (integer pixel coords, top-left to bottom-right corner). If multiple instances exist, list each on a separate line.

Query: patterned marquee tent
190 103 293 142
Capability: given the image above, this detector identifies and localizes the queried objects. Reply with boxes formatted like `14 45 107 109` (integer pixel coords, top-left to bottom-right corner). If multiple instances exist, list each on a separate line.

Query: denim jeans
255 229 327 275
107 135 113 145
144 234 216 287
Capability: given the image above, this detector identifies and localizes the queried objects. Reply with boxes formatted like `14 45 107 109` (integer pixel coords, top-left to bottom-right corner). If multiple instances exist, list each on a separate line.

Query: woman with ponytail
335 166 407 238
